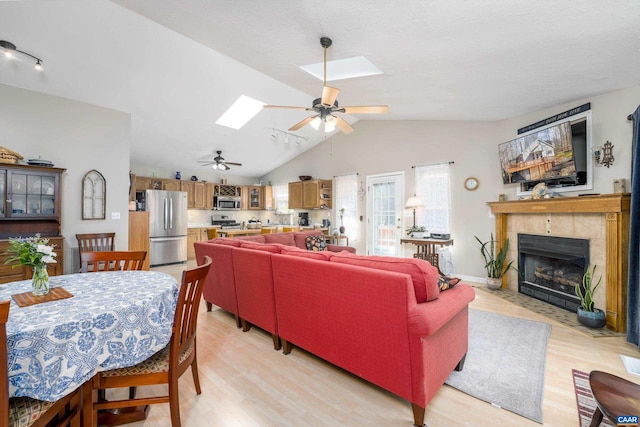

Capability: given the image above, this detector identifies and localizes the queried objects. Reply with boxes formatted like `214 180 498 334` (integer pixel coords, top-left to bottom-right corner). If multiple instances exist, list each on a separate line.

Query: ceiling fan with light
198 150 242 170
264 37 389 134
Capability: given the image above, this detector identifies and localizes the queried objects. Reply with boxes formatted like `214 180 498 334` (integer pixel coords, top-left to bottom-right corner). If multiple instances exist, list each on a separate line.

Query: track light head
0 40 44 71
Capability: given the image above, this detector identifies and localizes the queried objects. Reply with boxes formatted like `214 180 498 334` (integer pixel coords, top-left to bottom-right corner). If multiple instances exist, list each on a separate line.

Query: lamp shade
405 196 424 209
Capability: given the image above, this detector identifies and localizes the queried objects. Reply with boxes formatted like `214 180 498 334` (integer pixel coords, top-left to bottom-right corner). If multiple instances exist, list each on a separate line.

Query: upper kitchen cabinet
134 176 164 191
288 179 331 209
163 180 181 192
248 186 262 210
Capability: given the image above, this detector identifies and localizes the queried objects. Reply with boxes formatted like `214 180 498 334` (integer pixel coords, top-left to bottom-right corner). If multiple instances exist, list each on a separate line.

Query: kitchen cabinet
263 185 273 210
128 211 150 270
187 227 210 259
288 179 332 209
193 182 206 209
205 183 215 209
248 186 262 209
163 180 182 192
135 176 164 191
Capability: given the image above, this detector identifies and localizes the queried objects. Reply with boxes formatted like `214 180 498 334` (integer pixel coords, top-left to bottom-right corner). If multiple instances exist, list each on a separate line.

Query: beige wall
262 84 640 278
0 84 131 273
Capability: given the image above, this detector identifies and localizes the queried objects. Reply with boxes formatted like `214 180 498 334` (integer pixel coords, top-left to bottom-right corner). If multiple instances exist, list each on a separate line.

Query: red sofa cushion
235 235 266 243
280 245 334 260
330 252 440 302
239 242 282 253
264 232 296 246
209 238 242 247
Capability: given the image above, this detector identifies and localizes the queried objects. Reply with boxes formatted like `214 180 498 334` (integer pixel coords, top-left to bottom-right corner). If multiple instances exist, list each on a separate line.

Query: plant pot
411 232 427 239
486 277 502 290
339 226 345 234
577 307 606 329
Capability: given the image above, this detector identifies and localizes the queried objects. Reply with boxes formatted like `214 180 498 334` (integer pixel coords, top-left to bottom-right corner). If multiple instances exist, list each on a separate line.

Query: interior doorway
366 172 404 256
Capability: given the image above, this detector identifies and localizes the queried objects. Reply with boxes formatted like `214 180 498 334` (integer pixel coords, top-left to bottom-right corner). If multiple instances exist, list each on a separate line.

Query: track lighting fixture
0 40 44 71
270 128 307 145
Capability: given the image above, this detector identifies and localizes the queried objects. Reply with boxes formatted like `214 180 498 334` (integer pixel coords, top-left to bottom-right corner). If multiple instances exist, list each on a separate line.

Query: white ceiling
2 1 640 178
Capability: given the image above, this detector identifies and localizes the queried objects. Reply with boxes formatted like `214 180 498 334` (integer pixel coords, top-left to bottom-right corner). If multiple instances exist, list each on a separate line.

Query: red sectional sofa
194 230 475 426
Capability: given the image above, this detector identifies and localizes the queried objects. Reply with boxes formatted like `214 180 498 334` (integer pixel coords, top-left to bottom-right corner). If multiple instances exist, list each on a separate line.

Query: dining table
1 270 179 403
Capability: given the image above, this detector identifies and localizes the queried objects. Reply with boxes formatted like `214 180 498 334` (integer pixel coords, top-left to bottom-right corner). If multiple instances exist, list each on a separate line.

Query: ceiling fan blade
263 105 310 111
225 162 242 166
341 105 389 114
335 116 354 134
200 163 214 166
289 115 315 131
321 86 340 107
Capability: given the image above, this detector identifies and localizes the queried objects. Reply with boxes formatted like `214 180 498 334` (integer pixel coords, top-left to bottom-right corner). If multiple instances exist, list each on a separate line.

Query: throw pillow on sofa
438 275 460 291
305 235 327 251
330 252 440 302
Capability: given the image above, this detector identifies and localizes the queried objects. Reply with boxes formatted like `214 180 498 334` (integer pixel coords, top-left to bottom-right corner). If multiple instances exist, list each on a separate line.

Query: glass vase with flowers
4 234 57 296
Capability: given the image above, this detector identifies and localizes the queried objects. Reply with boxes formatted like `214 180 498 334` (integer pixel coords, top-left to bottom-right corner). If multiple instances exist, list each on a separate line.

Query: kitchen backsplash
187 208 334 227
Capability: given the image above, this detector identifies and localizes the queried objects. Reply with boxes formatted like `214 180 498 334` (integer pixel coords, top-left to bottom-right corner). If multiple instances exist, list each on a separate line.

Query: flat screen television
498 120 587 191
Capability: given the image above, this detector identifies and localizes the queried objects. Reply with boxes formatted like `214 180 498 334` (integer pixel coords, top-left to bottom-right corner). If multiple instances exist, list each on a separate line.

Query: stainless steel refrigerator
144 189 188 266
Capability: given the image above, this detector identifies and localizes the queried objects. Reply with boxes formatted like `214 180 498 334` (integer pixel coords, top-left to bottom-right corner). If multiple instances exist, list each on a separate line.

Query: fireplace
518 233 589 312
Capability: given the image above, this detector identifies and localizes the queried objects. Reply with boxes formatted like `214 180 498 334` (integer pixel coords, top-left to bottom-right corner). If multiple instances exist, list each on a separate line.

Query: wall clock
464 177 479 191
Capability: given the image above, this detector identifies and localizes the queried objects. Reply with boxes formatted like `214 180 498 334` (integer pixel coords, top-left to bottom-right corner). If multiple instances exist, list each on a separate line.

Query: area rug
476 285 623 338
572 369 615 427
445 309 550 423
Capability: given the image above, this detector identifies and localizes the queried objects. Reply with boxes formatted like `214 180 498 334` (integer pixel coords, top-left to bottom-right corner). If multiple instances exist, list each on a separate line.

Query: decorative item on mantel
3 234 57 296
0 146 23 164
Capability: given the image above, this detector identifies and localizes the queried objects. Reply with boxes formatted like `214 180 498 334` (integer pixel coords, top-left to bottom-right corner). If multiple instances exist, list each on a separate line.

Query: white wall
0 84 131 273
263 85 640 278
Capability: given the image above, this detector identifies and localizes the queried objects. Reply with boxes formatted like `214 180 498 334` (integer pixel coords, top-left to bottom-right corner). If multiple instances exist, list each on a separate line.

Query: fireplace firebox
518 233 589 312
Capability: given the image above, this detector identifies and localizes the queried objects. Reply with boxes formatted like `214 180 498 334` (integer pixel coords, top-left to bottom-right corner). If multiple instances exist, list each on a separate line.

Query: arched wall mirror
82 169 106 220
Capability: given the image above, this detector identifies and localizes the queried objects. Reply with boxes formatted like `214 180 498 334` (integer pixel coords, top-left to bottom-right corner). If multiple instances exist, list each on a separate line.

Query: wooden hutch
0 163 65 284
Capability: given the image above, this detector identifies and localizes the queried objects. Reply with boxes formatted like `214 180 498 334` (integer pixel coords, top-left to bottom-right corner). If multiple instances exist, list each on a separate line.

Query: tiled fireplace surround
488 194 630 332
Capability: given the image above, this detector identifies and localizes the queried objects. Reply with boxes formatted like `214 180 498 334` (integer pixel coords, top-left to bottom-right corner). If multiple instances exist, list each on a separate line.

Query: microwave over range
214 195 241 210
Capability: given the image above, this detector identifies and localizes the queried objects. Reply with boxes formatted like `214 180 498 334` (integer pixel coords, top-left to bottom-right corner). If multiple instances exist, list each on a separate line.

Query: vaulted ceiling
2 1 639 178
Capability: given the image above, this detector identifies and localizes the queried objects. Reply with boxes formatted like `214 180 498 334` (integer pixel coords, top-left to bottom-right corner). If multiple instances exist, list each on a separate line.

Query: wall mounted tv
499 117 589 192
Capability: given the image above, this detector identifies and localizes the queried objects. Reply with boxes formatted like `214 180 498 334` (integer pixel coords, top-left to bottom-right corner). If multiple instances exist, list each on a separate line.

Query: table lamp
405 195 424 228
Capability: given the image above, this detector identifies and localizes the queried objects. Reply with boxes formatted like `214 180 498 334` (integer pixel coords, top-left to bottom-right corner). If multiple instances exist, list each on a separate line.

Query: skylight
215 95 265 129
300 56 383 82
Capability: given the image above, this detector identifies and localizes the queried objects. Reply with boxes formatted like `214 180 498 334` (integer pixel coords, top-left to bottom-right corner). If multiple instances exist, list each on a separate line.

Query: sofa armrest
327 244 356 253
407 284 475 337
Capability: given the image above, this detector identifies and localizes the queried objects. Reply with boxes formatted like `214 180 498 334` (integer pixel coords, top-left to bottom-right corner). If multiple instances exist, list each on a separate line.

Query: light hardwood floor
120 261 640 426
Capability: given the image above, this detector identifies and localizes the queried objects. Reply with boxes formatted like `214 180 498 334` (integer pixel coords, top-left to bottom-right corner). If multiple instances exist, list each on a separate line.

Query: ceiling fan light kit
263 37 388 134
197 150 242 170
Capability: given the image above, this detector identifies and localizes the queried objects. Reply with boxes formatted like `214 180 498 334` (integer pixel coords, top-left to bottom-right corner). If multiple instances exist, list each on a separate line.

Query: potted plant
406 225 427 238
474 233 514 289
575 264 606 328
339 208 346 234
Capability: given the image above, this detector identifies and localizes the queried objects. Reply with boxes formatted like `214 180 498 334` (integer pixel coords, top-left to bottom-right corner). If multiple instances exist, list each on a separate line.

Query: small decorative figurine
175 171 181 180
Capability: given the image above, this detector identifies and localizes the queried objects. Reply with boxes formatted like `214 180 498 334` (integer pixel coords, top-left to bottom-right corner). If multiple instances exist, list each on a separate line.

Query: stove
212 214 241 229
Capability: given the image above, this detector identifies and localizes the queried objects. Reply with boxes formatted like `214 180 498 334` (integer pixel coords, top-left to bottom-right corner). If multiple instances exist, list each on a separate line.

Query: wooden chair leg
235 315 242 329
272 334 281 351
168 376 181 427
411 402 425 427
588 407 604 427
206 302 212 312
191 356 202 395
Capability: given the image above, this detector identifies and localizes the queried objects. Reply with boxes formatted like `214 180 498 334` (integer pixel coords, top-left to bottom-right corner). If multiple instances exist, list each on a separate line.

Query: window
415 163 451 234
334 174 359 241
272 184 288 212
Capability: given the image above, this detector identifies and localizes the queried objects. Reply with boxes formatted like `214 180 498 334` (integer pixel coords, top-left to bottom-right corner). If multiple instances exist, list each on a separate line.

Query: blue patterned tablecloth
1 271 179 402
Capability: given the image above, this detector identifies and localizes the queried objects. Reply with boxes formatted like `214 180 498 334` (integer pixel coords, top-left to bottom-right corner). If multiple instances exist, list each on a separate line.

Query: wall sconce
593 141 615 168
0 40 44 71
271 128 306 145
357 181 365 201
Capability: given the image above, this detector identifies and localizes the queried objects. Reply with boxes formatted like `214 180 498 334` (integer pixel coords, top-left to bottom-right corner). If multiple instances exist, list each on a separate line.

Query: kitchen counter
218 229 263 238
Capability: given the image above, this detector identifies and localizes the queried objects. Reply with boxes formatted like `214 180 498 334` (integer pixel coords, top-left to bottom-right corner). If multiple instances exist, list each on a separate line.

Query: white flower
37 244 55 256
41 255 57 264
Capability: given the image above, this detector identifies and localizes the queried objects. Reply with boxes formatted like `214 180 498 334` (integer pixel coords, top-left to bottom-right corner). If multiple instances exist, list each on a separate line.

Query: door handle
169 198 173 229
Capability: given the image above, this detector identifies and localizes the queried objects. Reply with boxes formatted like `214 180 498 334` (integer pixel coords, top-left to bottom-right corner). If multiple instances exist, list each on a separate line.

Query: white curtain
334 174 359 242
415 163 451 234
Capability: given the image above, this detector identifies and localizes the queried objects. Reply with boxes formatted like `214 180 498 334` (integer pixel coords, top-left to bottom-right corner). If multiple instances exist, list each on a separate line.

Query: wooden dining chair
84 256 213 427
76 232 115 266
80 251 147 273
206 228 218 239
1 300 82 427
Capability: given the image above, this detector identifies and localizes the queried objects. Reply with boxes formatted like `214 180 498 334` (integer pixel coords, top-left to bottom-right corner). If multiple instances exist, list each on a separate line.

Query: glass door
366 172 404 256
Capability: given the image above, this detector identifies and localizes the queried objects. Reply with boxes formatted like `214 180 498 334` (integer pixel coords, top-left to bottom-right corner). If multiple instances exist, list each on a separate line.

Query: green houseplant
406 225 427 238
3 234 57 296
474 233 514 289
575 264 606 328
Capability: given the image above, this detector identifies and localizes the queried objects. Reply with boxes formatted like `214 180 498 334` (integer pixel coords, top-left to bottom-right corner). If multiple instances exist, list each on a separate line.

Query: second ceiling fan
264 37 388 134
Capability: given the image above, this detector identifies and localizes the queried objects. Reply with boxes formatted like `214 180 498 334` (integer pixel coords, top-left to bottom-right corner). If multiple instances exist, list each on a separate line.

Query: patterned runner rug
572 369 615 427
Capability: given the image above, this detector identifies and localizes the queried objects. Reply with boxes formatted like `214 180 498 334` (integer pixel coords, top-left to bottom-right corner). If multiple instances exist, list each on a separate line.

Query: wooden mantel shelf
487 193 630 332
487 193 630 214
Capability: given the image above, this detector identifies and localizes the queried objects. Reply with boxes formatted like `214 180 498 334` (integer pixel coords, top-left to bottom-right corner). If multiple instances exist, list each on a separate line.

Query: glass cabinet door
10 173 27 216
9 171 57 217
249 187 261 208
